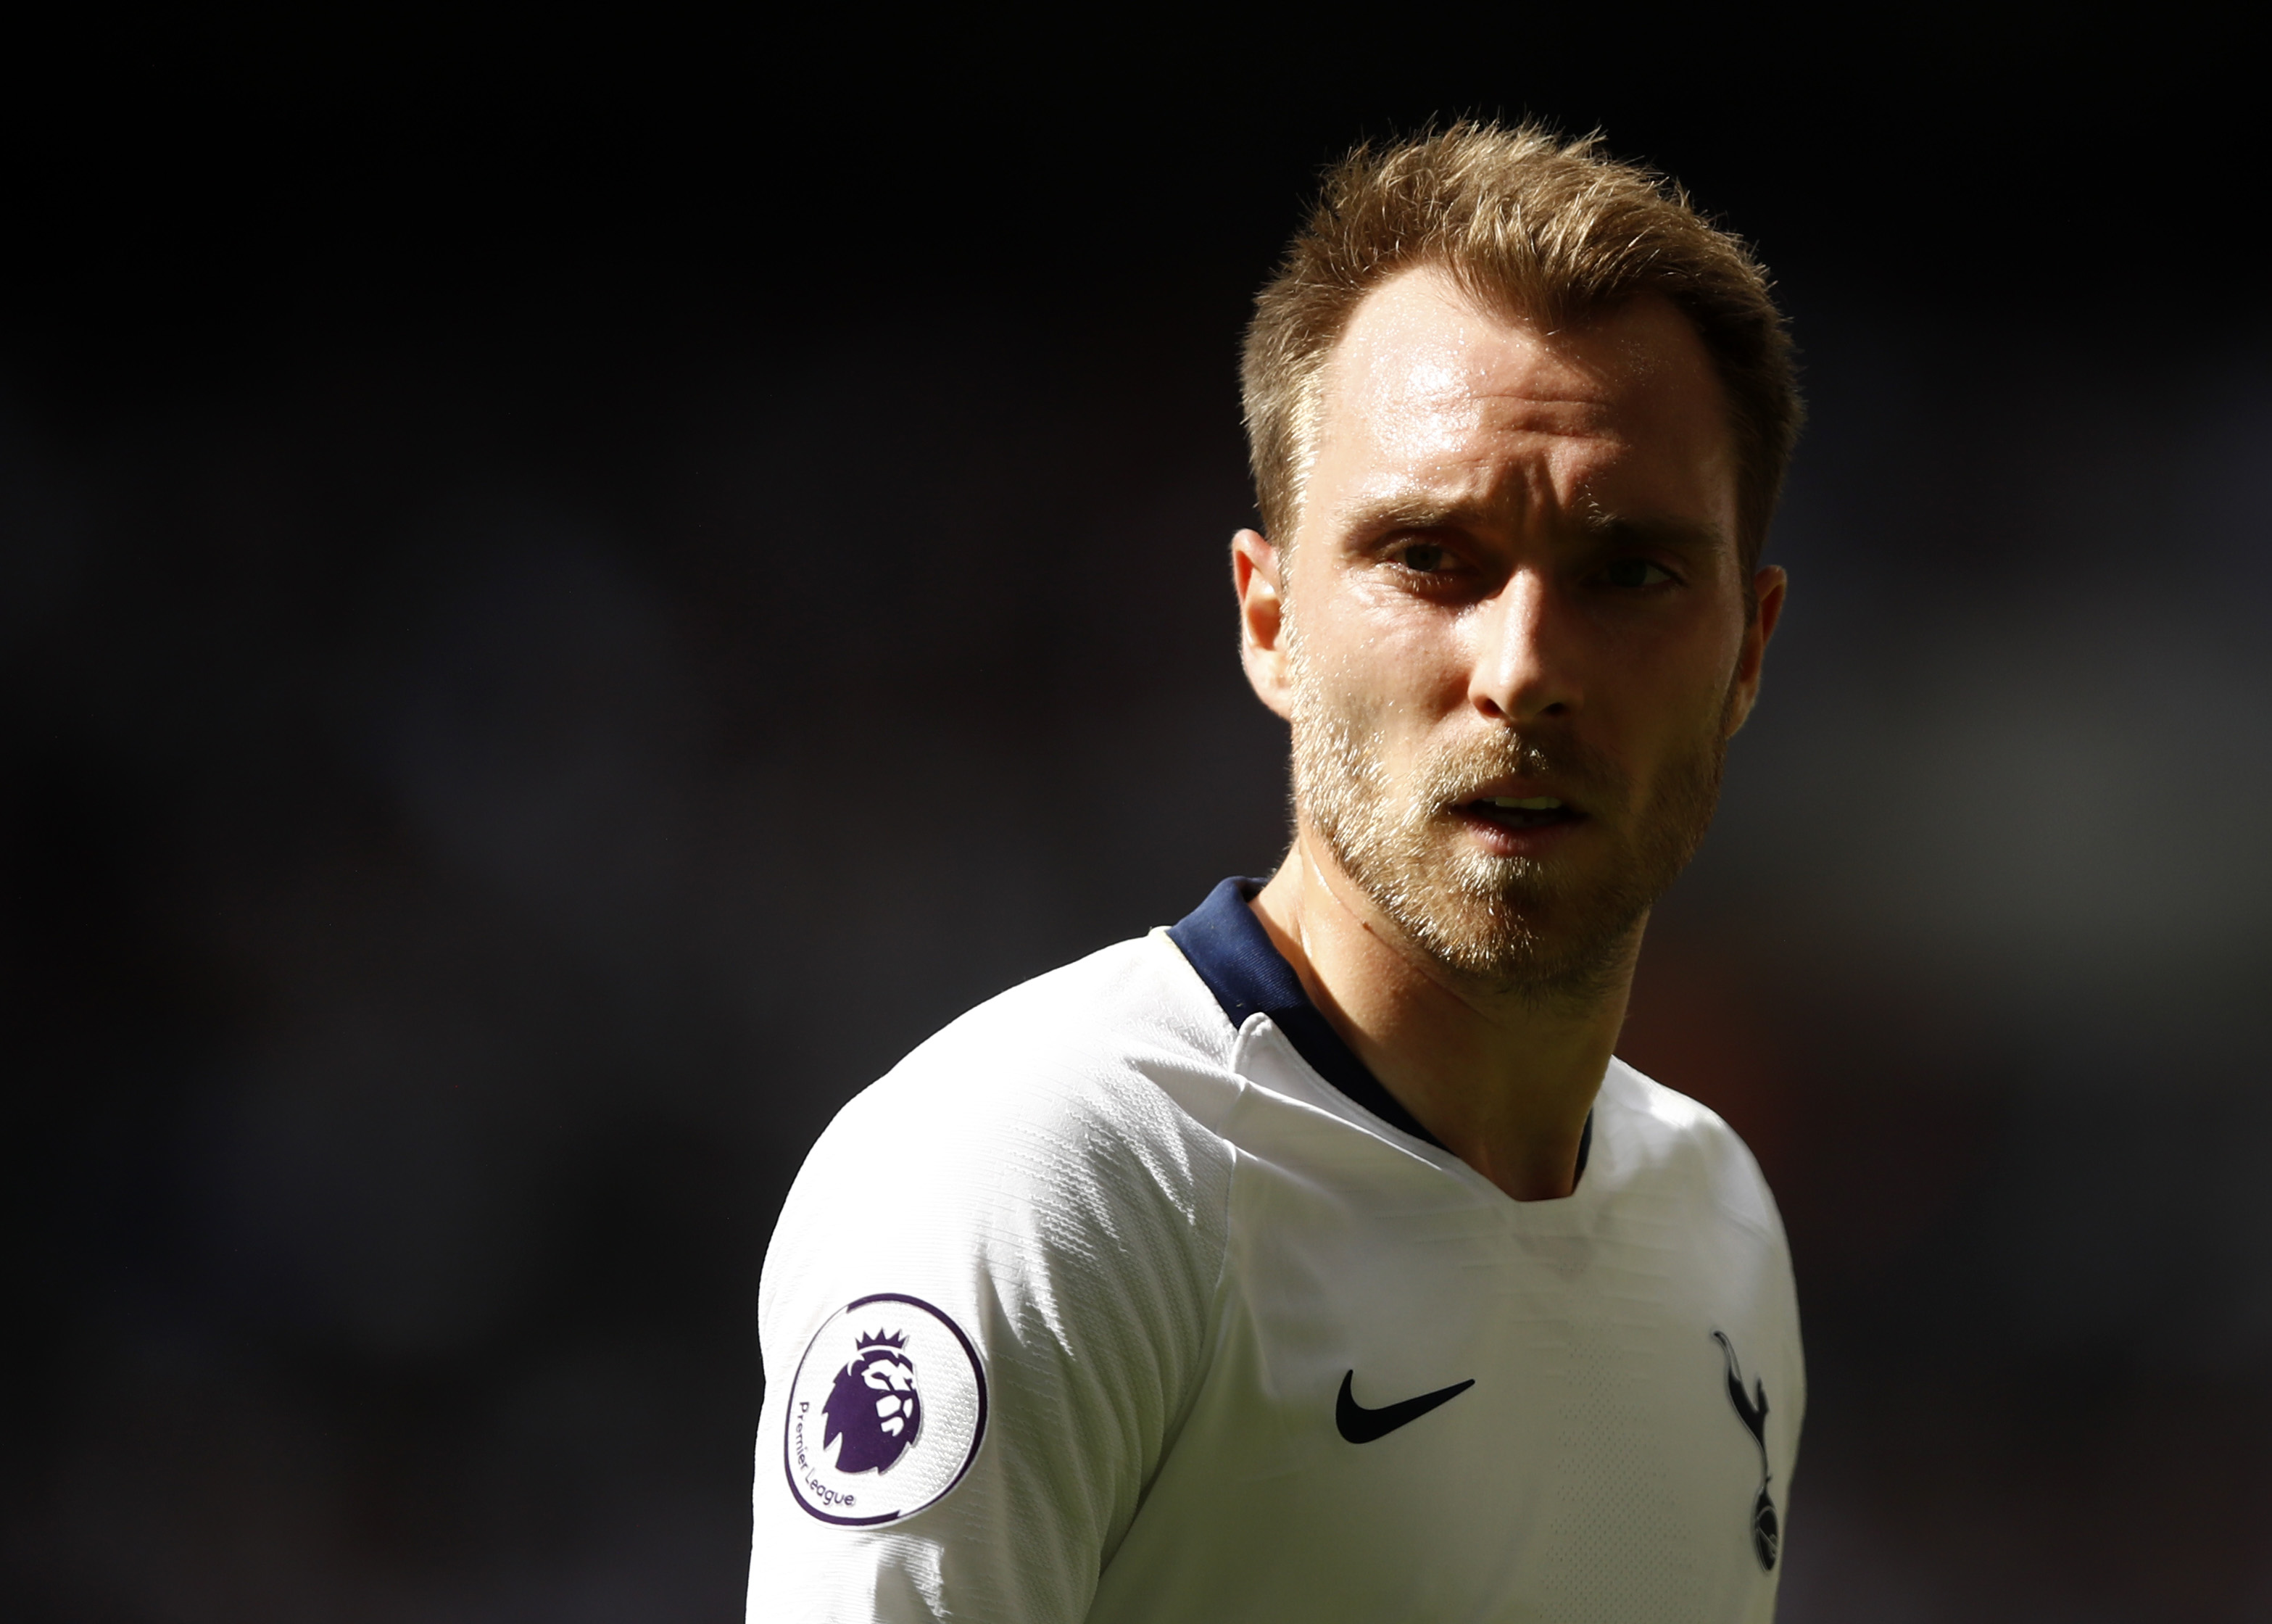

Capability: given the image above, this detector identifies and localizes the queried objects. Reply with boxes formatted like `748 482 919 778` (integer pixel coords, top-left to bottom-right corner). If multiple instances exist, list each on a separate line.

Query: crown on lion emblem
822 1326 923 1475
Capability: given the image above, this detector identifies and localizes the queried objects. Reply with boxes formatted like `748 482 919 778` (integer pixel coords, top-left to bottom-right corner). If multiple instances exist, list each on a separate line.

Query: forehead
1306 264 1736 534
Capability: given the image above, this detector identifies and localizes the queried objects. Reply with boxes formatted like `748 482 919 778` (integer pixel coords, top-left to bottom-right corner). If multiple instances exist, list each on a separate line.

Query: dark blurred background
4 11 2267 1620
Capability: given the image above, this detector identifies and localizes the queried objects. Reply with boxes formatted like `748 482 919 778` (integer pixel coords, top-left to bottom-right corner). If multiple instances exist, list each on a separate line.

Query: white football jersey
750 879 1804 1623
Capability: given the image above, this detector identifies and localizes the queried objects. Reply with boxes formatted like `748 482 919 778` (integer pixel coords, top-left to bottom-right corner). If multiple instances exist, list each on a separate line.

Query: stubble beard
1286 637 1730 1008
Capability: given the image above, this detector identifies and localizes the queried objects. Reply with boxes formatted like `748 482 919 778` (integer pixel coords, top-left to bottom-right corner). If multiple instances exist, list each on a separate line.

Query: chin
1367 842 1644 997
1425 910 1634 1001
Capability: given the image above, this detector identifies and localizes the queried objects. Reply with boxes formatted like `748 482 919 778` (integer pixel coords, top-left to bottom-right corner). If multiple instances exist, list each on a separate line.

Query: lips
1461 793 1580 832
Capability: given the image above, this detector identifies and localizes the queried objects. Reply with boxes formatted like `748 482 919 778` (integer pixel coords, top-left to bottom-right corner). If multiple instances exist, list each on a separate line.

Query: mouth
1459 794 1583 832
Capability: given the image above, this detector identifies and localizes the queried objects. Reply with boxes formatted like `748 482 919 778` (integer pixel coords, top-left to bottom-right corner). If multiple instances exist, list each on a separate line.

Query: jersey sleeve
747 1027 1235 1624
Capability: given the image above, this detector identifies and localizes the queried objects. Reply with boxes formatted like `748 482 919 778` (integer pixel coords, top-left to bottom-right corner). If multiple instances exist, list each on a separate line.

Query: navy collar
1166 877 1591 1177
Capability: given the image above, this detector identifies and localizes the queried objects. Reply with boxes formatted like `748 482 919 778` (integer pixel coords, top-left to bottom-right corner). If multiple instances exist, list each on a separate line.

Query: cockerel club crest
1712 1330 1780 1572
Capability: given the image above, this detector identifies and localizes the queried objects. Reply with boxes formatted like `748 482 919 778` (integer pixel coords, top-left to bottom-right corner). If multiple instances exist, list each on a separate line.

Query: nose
1469 567 1580 723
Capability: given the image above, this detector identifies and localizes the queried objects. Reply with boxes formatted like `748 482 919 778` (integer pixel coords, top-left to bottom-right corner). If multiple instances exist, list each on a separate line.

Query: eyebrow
1337 489 1730 555
1582 510 1729 555
1335 492 1480 536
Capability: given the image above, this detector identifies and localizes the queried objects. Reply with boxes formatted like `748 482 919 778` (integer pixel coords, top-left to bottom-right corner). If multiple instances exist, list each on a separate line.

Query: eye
1394 541 1454 573
1601 557 1672 589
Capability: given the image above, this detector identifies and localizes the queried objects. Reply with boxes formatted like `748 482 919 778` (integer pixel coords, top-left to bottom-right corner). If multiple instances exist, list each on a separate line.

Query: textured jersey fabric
749 880 1804 1623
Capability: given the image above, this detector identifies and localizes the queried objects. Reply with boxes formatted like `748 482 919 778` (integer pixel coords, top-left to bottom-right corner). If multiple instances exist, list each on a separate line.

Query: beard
1288 644 1729 1005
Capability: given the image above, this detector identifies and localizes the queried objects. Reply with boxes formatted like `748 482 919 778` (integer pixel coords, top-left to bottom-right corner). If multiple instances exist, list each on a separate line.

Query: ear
1722 565 1787 737
1233 529 1294 721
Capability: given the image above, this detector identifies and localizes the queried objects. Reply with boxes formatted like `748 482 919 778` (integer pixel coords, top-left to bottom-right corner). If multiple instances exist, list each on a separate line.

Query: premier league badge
783 1293 987 1526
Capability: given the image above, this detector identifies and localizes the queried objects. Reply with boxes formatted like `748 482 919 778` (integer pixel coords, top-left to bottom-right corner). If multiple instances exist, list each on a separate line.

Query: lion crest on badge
822 1328 922 1475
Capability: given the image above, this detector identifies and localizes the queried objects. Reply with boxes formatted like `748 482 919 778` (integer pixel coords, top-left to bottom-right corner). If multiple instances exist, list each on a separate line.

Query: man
750 123 1803 1622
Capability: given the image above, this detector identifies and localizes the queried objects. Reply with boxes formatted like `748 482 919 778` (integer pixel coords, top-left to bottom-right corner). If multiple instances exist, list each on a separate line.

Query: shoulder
1594 1057 1786 1245
760 929 1240 1336
753 932 1243 1611
829 929 1238 1178
1596 1058 1808 1439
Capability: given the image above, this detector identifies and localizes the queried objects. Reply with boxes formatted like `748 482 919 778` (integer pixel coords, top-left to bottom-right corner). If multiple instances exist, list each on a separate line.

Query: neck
1248 829 1637 1202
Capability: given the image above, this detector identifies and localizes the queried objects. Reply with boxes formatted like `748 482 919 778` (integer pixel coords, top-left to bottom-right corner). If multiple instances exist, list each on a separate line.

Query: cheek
1293 589 1471 721
1577 612 1745 756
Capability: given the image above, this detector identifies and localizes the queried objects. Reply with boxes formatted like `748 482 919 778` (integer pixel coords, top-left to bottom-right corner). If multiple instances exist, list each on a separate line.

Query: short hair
1241 123 1802 572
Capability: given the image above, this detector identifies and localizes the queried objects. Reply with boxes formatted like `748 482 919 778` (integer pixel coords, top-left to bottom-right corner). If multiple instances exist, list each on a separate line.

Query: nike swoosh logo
1335 1369 1476 1443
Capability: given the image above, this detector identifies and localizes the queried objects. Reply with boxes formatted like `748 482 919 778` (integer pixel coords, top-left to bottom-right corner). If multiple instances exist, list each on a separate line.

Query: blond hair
1241 123 1802 570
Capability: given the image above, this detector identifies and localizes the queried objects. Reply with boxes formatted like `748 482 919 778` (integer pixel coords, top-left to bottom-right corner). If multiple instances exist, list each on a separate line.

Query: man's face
1239 264 1783 998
